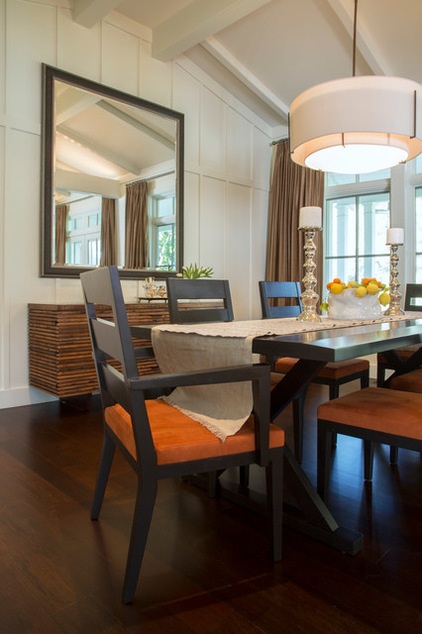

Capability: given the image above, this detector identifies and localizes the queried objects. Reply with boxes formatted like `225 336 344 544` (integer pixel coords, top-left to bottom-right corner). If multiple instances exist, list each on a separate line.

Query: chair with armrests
377 283 422 386
166 277 234 324
259 281 370 462
81 266 284 603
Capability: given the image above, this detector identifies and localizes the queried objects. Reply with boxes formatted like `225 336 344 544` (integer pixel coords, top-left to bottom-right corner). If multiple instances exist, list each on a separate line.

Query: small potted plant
179 263 213 279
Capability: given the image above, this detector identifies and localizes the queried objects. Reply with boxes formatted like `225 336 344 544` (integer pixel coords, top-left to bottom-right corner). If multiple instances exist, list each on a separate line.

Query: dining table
131 312 422 555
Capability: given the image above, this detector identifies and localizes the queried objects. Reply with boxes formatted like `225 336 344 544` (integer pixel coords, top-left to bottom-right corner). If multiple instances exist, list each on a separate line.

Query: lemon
366 282 379 295
347 280 359 288
379 291 390 306
355 285 367 298
330 282 343 294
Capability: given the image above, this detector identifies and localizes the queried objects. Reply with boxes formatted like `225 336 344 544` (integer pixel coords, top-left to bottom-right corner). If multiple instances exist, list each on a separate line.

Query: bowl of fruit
322 277 390 320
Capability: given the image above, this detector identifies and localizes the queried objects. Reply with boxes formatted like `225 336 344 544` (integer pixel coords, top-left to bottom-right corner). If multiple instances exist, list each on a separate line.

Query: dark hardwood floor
0 382 421 633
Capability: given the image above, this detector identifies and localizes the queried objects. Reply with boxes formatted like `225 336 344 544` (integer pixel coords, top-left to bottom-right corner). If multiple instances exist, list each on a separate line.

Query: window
324 170 391 288
149 194 176 270
65 196 102 266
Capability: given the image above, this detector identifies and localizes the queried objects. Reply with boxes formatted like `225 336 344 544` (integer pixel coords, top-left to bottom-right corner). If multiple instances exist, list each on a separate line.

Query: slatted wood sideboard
28 302 169 399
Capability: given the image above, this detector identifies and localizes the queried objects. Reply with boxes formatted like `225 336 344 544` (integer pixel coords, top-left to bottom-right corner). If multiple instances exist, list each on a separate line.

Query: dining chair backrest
259 281 302 319
404 283 422 311
166 277 234 323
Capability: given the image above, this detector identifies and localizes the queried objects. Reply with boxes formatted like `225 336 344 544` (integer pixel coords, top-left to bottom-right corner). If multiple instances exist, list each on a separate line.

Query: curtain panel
125 181 148 269
100 197 117 266
265 140 324 298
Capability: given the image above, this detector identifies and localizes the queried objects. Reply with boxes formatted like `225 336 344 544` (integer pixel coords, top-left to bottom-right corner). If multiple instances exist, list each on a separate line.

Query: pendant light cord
352 0 358 77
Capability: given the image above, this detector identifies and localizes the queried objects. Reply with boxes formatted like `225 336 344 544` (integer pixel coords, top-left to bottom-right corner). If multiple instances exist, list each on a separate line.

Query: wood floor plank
0 387 421 632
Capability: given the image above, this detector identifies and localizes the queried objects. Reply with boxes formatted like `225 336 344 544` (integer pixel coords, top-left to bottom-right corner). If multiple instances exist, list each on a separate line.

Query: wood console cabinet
28 302 169 399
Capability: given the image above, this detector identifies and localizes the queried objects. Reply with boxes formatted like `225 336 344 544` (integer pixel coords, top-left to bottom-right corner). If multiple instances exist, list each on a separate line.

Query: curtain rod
270 137 289 146
125 170 174 187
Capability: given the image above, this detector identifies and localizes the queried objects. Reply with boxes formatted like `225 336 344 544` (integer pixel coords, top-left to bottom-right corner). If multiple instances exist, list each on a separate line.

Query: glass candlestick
297 226 321 322
384 243 404 316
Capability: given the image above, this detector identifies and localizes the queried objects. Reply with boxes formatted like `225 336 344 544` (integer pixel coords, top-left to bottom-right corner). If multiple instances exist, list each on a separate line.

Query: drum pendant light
289 0 422 174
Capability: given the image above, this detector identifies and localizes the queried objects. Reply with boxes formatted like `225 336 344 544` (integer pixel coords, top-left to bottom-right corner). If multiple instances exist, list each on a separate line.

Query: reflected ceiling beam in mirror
152 0 272 61
57 125 141 175
97 101 175 151
73 0 122 29
56 170 122 199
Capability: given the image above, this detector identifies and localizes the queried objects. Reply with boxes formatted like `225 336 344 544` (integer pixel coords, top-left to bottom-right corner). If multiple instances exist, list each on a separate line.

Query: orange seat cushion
274 357 369 380
105 400 284 465
389 368 422 394
318 387 422 440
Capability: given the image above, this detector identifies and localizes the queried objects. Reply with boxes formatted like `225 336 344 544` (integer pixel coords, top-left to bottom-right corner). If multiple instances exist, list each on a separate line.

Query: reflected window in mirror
41 64 184 279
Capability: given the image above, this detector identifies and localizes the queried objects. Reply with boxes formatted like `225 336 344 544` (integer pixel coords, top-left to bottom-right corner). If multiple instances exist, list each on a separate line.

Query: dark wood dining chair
317 386 422 500
259 281 370 462
166 277 234 324
377 283 422 386
81 266 284 603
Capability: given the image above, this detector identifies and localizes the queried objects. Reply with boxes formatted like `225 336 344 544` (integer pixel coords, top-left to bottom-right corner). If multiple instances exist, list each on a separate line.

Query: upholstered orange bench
317 387 422 499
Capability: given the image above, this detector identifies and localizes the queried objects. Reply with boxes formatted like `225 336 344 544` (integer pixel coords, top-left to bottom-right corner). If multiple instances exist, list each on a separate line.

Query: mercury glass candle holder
297 226 321 323
384 243 404 316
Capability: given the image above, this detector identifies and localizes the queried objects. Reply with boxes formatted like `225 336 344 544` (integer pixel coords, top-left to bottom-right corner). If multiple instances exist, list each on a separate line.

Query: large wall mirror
41 64 184 279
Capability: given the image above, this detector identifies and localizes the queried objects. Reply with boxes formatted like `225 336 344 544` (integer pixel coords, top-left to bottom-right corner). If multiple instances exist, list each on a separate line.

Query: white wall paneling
1 0 273 407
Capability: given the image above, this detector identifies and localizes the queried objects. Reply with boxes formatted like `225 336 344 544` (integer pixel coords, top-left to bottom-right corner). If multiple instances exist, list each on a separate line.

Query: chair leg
265 449 283 562
363 439 374 481
239 465 250 487
390 446 399 464
292 395 305 463
317 423 334 500
328 384 339 447
122 479 157 604
91 432 116 520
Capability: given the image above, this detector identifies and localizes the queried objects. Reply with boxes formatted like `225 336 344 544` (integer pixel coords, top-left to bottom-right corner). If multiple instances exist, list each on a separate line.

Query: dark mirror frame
40 64 184 279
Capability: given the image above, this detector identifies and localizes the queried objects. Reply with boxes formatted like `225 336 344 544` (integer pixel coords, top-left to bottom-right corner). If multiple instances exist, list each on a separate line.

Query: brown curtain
265 140 324 298
100 197 116 266
125 181 148 269
55 204 68 265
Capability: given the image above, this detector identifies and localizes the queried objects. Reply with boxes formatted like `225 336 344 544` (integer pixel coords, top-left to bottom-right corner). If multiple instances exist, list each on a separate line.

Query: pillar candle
386 227 404 244
299 206 322 229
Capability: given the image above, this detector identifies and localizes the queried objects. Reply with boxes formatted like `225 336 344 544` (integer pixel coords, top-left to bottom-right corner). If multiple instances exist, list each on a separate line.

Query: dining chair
166 277 234 324
377 283 422 386
81 266 284 603
316 386 422 500
259 281 370 462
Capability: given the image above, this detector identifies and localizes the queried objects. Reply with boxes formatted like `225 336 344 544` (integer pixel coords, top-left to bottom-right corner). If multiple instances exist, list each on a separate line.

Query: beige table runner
152 313 421 440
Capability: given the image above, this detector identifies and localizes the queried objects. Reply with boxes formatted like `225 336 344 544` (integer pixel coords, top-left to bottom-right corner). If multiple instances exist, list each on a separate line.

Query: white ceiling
72 0 422 134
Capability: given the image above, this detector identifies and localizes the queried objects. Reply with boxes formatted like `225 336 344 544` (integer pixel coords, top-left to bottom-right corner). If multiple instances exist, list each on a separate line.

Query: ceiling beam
73 0 122 29
325 0 392 76
152 0 272 61
202 37 289 119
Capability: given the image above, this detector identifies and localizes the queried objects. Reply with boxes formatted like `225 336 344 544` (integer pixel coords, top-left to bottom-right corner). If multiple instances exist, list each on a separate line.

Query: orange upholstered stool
317 387 422 499
275 357 369 399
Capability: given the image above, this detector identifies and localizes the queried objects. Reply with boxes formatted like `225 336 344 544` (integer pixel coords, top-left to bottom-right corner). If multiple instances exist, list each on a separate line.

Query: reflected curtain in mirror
100 198 117 266
125 181 148 269
55 204 68 265
265 140 324 297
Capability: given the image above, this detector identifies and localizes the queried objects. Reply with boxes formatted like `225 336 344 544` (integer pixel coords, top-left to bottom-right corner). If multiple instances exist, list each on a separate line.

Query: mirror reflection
41 65 184 278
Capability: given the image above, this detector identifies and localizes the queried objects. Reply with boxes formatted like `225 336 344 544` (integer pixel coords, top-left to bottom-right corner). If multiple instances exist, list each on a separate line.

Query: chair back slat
166 278 234 324
259 281 302 319
81 266 138 379
404 283 422 311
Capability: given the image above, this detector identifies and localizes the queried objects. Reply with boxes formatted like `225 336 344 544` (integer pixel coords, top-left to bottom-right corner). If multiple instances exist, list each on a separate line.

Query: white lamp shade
290 76 422 174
